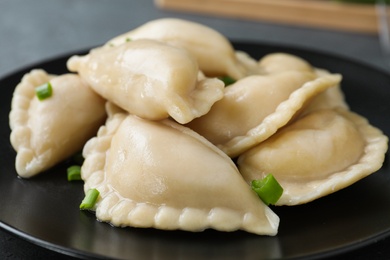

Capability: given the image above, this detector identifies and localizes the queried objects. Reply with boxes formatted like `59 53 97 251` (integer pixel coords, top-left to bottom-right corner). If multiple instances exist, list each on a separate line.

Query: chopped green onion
251 174 283 205
80 188 100 210
218 76 236 86
67 165 82 181
125 37 132 42
35 82 53 100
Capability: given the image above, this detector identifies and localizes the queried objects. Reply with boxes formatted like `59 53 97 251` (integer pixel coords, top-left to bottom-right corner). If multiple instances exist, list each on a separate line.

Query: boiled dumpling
258 52 314 74
81 110 279 235
186 70 342 157
105 18 248 79
9 69 106 178
235 50 260 76
186 71 315 147
238 108 388 205
258 53 349 113
302 68 349 113
67 39 224 124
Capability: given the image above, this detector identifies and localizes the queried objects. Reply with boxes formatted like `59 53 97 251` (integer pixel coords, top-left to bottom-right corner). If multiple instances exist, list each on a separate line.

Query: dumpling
258 53 349 113
67 39 224 124
237 108 388 205
105 18 248 79
302 68 349 113
9 69 106 178
81 110 279 235
186 71 315 147
258 52 315 74
186 70 342 157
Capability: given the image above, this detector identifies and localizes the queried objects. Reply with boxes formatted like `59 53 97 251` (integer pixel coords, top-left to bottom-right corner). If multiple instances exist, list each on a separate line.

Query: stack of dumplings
9 18 388 236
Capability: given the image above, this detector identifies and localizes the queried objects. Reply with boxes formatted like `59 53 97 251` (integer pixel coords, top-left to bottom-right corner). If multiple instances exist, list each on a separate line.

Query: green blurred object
218 75 236 86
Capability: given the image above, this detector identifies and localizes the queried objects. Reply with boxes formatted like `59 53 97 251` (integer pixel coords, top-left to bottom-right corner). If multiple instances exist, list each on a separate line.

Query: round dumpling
81 109 279 235
9 69 106 178
67 39 224 124
237 108 388 205
301 68 350 113
105 18 248 79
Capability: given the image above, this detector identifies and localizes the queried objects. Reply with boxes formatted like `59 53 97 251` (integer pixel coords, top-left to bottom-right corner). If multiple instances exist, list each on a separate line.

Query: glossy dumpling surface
186 70 342 157
106 18 247 79
238 108 388 205
9 69 106 178
81 111 279 235
67 39 224 124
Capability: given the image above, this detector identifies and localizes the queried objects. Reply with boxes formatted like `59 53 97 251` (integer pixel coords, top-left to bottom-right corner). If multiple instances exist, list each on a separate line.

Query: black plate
0 42 389 260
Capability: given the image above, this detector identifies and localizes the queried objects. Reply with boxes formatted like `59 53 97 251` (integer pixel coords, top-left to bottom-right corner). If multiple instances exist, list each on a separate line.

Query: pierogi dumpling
301 68 349 114
9 69 106 178
67 39 224 124
186 70 342 157
258 54 349 113
105 18 248 79
258 53 314 74
238 108 388 206
81 111 279 235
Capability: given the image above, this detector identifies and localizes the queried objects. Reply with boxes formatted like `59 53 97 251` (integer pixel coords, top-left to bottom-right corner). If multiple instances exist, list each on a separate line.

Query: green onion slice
218 76 236 86
251 174 283 205
80 188 100 210
35 82 53 100
67 165 82 181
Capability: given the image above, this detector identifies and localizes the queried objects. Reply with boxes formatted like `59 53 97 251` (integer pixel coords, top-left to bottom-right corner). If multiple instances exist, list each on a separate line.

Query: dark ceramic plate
0 42 389 260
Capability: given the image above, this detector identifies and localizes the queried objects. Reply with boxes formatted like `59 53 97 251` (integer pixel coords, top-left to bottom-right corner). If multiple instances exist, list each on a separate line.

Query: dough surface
81 110 279 235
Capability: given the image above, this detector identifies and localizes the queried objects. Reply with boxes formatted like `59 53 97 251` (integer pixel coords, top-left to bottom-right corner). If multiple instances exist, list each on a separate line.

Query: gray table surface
0 0 389 259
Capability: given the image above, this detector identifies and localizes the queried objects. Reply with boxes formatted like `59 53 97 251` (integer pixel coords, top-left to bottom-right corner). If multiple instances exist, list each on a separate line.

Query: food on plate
105 18 248 79
7 18 388 236
81 107 279 235
258 52 314 74
303 68 350 113
186 70 342 157
9 69 106 178
67 39 224 124
238 108 388 205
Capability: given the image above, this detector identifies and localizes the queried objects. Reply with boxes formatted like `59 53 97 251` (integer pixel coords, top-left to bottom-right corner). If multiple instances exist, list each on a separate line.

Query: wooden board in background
155 0 389 34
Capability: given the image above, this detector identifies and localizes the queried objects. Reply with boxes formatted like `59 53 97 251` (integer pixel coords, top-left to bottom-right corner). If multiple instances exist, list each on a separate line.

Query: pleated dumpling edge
81 109 280 236
67 39 225 124
238 108 388 206
9 69 106 178
217 72 342 158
